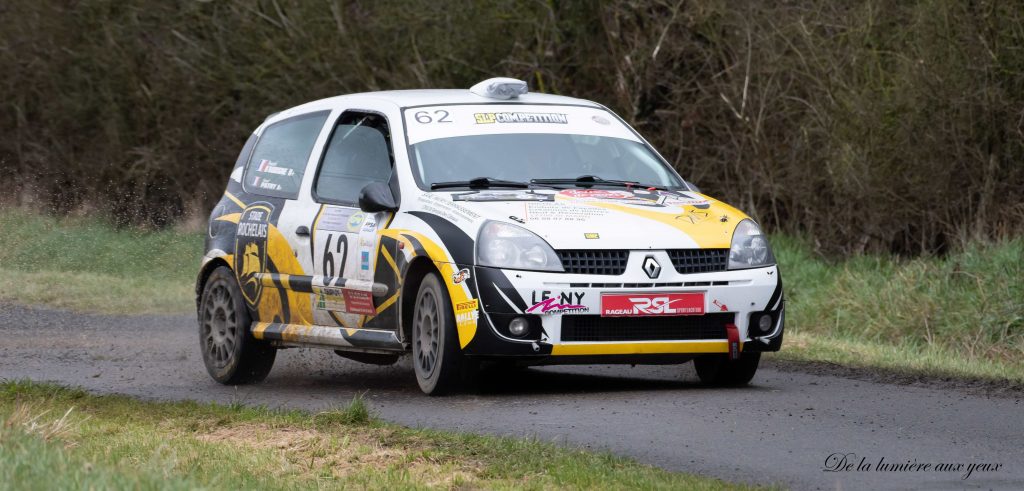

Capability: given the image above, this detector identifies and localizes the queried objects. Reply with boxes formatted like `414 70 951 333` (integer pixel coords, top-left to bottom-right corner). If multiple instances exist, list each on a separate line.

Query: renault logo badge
642 256 661 279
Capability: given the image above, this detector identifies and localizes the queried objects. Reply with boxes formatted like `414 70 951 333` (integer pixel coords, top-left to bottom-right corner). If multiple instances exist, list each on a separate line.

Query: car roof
266 89 602 124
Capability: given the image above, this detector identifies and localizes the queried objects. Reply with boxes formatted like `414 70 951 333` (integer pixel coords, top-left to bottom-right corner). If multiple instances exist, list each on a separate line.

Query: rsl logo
234 203 272 306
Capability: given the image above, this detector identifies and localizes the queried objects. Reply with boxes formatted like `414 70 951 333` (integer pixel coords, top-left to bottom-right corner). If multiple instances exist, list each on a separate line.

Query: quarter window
314 112 394 205
244 111 330 199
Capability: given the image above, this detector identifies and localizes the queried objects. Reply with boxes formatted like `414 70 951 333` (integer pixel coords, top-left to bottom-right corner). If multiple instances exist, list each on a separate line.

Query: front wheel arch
400 257 442 344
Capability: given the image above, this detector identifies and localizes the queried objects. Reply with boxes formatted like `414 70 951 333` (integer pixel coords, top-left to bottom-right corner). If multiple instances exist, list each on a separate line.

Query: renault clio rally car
197 78 784 395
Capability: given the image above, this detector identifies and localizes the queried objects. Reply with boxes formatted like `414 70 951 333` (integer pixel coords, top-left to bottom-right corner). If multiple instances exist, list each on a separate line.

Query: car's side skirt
251 322 405 353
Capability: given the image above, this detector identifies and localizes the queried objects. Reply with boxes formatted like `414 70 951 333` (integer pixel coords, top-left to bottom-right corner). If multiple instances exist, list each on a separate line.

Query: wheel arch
399 256 442 343
196 256 232 311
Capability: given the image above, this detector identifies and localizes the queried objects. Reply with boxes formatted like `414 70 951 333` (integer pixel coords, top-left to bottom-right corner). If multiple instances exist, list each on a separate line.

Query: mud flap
726 323 740 361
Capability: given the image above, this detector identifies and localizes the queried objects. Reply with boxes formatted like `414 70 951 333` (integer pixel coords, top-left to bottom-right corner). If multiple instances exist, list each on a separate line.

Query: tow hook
725 323 740 361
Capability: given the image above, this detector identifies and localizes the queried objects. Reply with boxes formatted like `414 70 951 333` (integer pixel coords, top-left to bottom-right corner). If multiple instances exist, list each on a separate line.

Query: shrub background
2 0 1023 254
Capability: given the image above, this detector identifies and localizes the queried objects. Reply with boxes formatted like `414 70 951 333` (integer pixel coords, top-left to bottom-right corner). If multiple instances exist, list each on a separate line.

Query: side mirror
358 182 398 212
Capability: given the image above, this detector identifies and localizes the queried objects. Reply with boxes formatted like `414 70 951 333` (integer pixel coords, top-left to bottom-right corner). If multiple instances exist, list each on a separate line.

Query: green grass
1 209 1021 382
0 209 200 314
775 235 1024 382
0 381 751 490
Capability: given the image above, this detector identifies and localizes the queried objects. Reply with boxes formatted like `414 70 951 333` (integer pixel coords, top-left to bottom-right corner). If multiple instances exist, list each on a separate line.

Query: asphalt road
1 303 1021 490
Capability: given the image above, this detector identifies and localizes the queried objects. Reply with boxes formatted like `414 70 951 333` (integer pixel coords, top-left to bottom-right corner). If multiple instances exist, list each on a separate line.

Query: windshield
411 133 685 189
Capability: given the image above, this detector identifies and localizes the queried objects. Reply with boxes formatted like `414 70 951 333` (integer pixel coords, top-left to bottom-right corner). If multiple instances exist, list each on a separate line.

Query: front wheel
694 352 760 386
198 266 276 384
411 273 467 395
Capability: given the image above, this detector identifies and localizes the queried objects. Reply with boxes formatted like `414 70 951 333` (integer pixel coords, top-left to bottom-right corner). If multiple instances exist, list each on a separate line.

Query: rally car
196 77 784 395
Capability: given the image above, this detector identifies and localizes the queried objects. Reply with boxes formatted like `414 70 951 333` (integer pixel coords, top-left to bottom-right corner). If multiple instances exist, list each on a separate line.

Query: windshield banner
403 104 641 145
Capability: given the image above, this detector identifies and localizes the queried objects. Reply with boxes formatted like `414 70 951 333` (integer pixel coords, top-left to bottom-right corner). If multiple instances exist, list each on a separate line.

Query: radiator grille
667 249 729 274
556 250 629 275
561 313 734 342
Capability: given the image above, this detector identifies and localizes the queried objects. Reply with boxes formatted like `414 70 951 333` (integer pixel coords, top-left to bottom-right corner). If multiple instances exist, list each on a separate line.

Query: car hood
419 189 747 250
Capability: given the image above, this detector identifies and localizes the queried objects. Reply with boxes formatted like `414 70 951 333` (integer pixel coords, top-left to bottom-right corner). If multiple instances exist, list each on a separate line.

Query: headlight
476 221 564 272
728 219 776 269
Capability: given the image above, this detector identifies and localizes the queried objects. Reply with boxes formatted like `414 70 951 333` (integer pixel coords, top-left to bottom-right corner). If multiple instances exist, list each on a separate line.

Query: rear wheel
694 352 760 386
198 266 276 384
411 273 466 395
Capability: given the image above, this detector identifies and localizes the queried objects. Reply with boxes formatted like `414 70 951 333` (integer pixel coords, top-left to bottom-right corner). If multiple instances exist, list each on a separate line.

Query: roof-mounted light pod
470 77 528 100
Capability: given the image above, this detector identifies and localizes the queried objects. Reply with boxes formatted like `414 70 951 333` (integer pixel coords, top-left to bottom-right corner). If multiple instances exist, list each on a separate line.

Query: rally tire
198 266 276 384
694 352 760 386
411 273 465 395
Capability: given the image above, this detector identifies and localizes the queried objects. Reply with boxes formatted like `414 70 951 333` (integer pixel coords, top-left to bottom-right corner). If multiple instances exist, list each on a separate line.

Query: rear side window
313 112 394 205
244 111 330 199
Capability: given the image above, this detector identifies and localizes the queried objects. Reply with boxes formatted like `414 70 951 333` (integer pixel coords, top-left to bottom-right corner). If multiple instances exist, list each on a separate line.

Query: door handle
295 225 310 237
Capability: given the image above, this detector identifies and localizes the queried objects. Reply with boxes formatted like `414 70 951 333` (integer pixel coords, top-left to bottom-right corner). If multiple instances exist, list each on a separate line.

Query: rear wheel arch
196 257 231 311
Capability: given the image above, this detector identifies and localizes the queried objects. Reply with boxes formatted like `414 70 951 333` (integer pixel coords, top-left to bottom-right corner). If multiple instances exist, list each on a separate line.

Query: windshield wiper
531 175 667 190
430 177 532 190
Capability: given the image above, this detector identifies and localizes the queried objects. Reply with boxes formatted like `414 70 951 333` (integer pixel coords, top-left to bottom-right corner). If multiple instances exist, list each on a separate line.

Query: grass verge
1 209 1021 383
0 209 199 315
0 381 751 490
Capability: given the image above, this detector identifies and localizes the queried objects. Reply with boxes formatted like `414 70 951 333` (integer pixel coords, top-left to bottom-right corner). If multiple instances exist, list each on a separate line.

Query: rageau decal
473 112 568 124
234 202 273 305
527 291 589 314
601 292 705 317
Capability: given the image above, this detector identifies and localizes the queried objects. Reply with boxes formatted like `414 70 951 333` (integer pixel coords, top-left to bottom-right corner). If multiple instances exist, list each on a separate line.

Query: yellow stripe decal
375 292 399 315
251 322 271 340
213 212 241 224
381 246 401 280
550 341 729 356
224 191 246 209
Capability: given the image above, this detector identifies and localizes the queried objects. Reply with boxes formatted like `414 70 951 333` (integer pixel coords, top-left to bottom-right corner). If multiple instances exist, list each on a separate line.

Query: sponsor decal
347 212 366 231
315 291 346 311
418 193 483 222
584 232 600 239
601 292 705 317
341 289 375 315
455 299 479 312
455 299 479 327
712 299 729 312
256 159 296 177
527 291 588 314
318 207 355 232
473 112 568 124
234 203 272 305
559 189 635 200
557 188 711 210
509 215 526 224
677 210 710 224
360 250 370 271
452 268 471 284
592 115 611 125
450 191 554 202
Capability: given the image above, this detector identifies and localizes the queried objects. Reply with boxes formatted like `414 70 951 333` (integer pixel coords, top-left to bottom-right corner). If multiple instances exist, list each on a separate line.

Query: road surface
0 303 1020 490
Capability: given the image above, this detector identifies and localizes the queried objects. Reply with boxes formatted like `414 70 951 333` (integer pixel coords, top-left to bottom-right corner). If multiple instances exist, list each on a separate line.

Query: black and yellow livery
196 79 784 395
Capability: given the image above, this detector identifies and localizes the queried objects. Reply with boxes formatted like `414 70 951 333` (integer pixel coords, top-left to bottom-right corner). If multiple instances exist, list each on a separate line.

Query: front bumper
462 251 784 360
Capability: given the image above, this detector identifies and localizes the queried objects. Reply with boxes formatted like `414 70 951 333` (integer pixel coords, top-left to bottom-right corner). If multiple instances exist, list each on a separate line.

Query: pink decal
526 297 587 314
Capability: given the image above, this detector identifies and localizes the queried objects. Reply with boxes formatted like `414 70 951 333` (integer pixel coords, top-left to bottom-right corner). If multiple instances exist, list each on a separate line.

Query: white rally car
197 78 784 395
